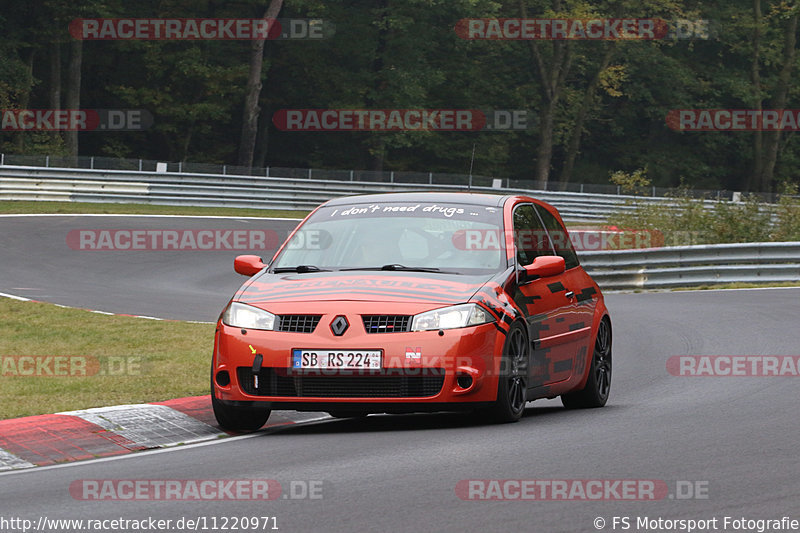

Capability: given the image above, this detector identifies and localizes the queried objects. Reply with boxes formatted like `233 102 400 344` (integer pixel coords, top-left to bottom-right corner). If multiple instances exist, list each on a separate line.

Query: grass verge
0 200 307 218
0 298 214 420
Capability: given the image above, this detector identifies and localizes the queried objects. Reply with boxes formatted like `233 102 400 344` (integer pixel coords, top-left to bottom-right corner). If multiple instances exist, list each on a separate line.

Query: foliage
607 183 800 244
0 0 799 193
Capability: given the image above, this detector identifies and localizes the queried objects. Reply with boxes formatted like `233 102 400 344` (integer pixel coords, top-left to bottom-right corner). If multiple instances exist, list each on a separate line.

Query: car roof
323 191 512 208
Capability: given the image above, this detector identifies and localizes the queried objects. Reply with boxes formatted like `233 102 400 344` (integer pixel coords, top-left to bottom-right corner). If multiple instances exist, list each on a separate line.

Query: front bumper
212 313 505 409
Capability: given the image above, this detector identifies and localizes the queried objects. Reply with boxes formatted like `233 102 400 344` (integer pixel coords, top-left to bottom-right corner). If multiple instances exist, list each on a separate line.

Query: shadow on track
262 403 625 436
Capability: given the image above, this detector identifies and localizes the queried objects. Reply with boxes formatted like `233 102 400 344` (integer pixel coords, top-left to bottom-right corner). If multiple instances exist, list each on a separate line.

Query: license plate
292 349 382 370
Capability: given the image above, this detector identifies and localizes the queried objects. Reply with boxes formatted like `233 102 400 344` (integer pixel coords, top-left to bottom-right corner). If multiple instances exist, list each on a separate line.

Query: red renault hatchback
211 192 611 430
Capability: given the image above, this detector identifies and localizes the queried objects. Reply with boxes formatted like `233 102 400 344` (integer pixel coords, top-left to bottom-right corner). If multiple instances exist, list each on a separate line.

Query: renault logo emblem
330 316 349 336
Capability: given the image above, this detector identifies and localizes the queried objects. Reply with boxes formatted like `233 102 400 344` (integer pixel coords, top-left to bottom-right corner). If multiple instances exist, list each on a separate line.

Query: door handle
565 291 574 299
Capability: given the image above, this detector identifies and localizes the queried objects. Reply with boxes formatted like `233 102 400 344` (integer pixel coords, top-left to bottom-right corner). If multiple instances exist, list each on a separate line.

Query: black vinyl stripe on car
472 295 504 320
512 293 541 317
569 321 586 331
547 281 566 293
530 347 553 384
575 287 598 302
553 359 573 374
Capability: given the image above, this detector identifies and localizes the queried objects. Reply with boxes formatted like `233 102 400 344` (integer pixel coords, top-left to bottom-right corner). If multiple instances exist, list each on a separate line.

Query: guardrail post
617 185 621 195
178 161 182 173
139 159 142 171
46 156 50 167
222 165 226 175
652 186 656 197
308 168 312 179
390 171 394 183
1 153 4 165
266 166 270 177
429 172 433 184
90 157 94 169
580 183 584 193
350 170 354 181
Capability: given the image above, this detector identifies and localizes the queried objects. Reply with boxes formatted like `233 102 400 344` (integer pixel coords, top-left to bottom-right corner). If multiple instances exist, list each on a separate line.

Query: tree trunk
65 39 82 163
367 0 389 172
50 40 62 145
560 44 616 187
253 105 271 169
534 104 556 189
14 50 36 151
237 0 284 170
748 0 763 191
520 0 571 189
759 12 797 193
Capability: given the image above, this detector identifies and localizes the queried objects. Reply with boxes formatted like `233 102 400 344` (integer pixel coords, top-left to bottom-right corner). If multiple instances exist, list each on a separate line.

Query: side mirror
234 255 266 276
523 255 566 278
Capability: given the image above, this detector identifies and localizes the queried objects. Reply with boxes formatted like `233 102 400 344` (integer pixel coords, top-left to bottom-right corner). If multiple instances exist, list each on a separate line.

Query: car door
507 203 576 390
534 204 598 382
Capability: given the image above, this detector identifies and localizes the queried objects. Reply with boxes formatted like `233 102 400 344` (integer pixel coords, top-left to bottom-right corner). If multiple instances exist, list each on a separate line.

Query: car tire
482 320 529 423
327 411 368 419
211 369 271 431
561 317 612 409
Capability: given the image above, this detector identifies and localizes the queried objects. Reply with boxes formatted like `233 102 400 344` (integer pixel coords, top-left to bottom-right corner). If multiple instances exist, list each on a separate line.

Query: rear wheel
482 321 529 423
211 368 271 431
561 318 611 409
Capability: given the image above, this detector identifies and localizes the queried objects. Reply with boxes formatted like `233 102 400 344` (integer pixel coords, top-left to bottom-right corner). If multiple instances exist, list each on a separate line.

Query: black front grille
237 367 445 398
277 315 322 333
362 315 411 333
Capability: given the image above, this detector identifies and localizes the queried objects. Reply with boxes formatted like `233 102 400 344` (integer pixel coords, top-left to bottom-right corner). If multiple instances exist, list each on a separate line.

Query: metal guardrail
1 164 797 289
1 152 754 200
579 242 800 289
0 165 716 223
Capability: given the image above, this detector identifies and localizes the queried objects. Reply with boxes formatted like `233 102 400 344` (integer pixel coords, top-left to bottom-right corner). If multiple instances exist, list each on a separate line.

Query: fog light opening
456 373 473 389
216 370 231 387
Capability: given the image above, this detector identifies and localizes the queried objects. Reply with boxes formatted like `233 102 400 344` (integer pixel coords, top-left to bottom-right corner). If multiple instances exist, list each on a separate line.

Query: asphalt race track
1 215 799 532
0 215 300 321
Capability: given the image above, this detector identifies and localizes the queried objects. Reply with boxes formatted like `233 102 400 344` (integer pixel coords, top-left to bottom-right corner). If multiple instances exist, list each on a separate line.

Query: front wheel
212 392 271 431
482 321 529 423
211 368 271 431
561 317 611 409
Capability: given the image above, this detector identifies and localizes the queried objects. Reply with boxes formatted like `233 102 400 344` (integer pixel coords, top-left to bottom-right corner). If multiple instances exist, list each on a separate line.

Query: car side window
512 204 552 266
534 205 580 270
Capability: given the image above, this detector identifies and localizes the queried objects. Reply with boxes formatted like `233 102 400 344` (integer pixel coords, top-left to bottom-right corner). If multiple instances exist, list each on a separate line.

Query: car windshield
272 201 505 274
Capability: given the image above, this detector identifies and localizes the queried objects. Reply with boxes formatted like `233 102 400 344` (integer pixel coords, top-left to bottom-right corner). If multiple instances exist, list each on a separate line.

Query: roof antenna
467 142 476 192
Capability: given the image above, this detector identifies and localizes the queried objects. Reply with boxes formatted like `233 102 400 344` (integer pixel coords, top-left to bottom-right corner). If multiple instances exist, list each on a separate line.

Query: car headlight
411 303 494 332
222 302 276 330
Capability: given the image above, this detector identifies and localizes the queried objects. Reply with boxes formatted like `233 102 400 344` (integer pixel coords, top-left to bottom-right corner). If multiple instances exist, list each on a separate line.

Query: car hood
235 270 497 305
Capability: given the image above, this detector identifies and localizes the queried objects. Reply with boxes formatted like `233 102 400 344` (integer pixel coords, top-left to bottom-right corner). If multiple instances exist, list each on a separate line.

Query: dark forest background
2 0 800 193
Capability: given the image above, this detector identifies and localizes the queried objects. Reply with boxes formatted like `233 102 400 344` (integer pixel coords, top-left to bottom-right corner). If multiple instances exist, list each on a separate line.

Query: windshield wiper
342 264 458 274
272 265 331 273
